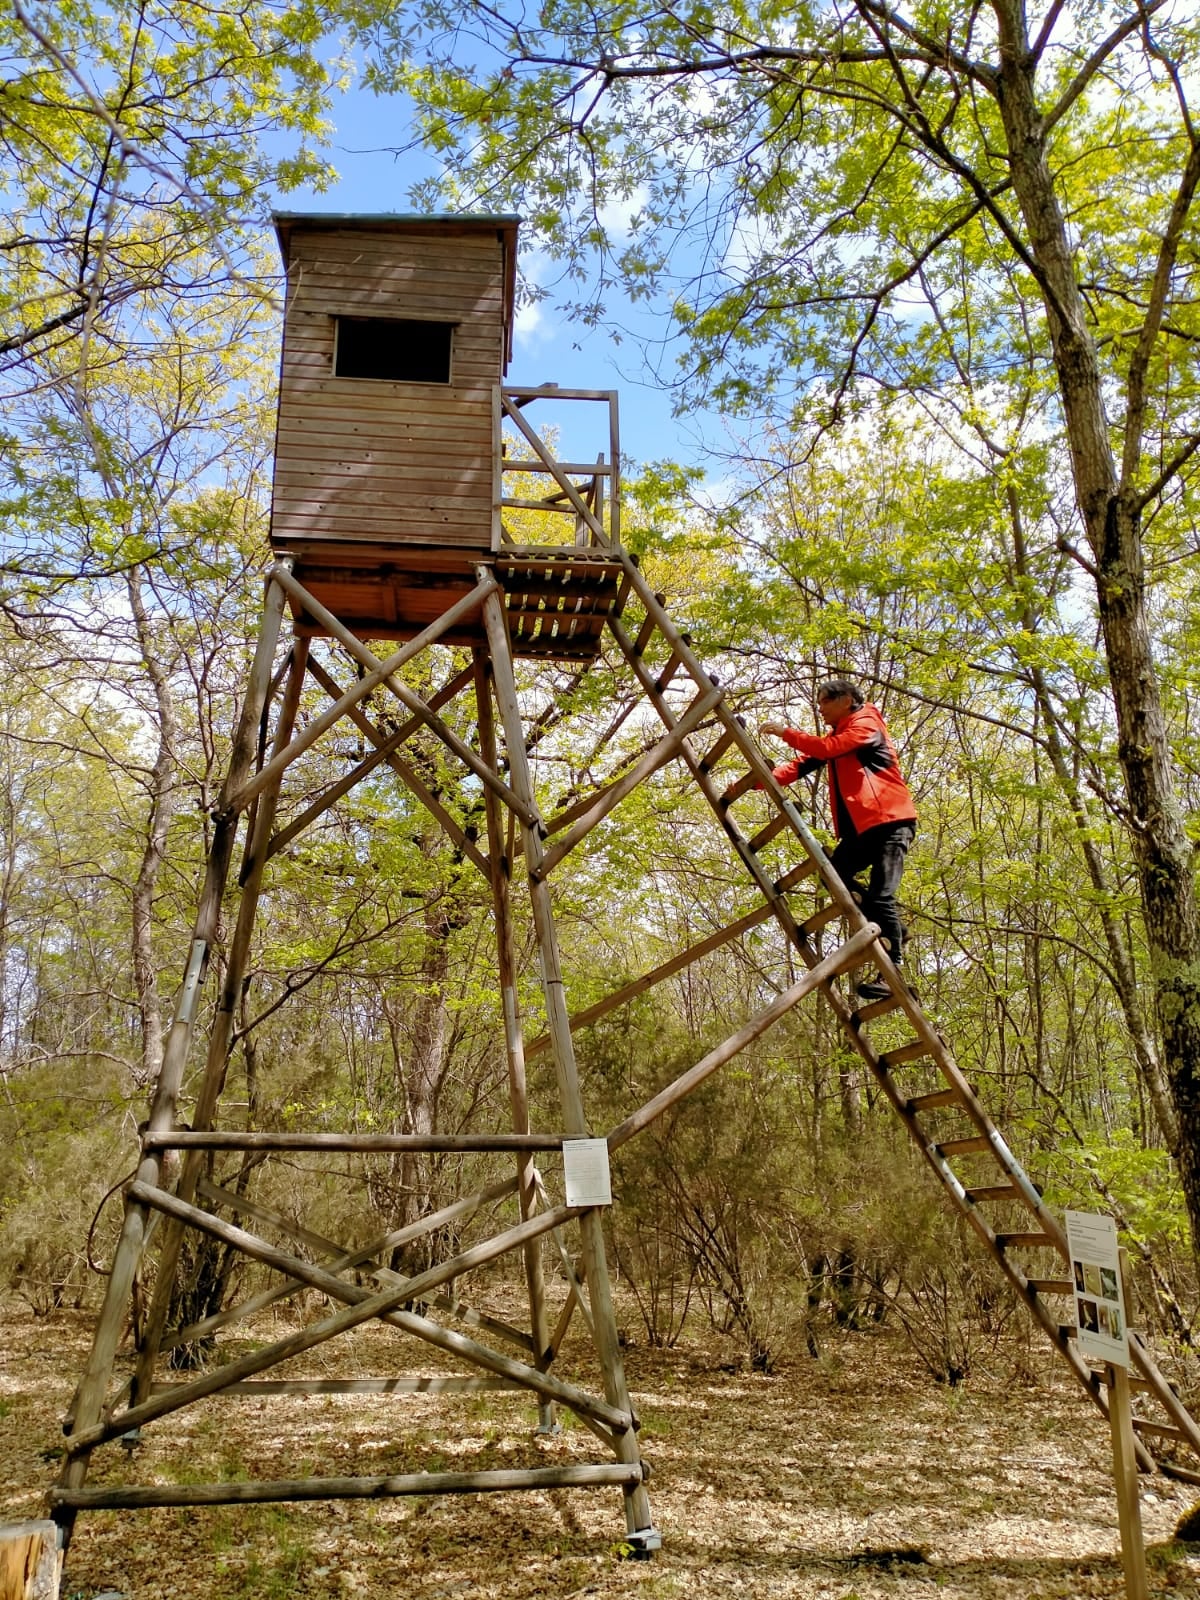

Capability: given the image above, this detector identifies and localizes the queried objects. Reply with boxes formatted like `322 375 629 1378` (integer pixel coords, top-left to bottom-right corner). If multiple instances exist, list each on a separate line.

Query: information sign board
563 1138 613 1207
1066 1209 1129 1366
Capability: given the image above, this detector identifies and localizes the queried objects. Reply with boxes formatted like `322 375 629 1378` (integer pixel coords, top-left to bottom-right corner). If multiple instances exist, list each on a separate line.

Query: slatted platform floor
276 542 624 659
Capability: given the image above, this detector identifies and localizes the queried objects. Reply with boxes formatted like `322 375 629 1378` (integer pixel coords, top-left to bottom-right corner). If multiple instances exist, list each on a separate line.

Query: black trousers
830 819 915 962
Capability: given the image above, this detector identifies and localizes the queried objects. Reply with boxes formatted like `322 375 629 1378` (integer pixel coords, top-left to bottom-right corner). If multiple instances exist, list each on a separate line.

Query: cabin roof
272 211 521 368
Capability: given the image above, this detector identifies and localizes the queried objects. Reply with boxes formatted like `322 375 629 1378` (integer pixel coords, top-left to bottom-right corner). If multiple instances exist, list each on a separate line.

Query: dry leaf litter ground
3 1294 1200 1599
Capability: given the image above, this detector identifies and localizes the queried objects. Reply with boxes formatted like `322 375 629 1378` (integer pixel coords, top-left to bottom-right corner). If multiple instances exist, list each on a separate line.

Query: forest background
2 0 1200 1392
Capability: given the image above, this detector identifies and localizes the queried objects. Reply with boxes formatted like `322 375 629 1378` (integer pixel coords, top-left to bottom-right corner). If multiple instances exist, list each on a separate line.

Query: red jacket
773 703 916 837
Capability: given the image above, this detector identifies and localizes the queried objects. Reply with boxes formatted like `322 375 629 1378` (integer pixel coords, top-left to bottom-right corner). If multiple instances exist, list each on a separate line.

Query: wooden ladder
607 549 1200 1484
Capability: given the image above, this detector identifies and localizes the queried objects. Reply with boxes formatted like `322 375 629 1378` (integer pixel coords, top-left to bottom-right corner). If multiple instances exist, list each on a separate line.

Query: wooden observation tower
49 214 1200 1557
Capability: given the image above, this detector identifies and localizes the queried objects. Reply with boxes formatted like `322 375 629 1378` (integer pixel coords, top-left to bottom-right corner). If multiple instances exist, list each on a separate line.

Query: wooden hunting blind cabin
41 212 1200 1584
269 211 623 654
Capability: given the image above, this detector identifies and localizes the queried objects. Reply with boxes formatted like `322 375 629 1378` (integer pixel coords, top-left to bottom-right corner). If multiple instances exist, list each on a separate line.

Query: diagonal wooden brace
222 574 501 819
269 564 540 830
607 922 880 1151
534 682 724 879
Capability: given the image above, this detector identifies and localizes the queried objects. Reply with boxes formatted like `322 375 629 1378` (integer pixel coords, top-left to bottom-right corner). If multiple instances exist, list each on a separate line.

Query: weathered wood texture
51 1463 644 1511
270 220 513 553
0 1522 62 1600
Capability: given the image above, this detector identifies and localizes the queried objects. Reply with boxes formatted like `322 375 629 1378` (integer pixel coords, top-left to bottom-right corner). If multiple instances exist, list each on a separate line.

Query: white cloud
513 249 552 350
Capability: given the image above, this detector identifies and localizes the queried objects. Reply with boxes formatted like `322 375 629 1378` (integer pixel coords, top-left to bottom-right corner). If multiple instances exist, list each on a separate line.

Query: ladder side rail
821 979 1157 1457
605 611 837 963
861 1044 1152 1451
613 560 1069 1251
607 561 1192 1465
610 553 863 923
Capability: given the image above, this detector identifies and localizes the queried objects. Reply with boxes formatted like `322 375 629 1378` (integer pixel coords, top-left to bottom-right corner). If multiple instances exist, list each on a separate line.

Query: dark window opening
334 317 454 383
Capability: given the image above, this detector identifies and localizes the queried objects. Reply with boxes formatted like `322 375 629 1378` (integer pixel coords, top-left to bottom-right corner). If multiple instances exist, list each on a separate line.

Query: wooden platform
276 543 626 659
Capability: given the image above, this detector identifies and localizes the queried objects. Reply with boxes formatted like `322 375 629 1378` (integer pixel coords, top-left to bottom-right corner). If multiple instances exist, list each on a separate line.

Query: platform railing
496 385 621 550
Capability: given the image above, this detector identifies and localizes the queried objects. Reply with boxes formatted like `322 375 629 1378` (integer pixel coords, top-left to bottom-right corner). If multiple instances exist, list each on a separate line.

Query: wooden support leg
54 564 293 1536
129 635 310 1406
1108 1359 1149 1600
474 651 555 1430
479 579 657 1550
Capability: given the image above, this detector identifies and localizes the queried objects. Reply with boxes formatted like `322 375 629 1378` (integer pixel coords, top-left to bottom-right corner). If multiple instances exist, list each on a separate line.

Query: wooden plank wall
270 228 505 551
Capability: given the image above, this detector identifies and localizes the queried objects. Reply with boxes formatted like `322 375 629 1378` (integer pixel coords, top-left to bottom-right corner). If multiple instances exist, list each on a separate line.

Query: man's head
816 678 864 727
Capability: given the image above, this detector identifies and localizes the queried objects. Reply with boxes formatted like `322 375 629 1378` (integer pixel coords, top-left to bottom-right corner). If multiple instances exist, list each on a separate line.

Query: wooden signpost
1066 1211 1148 1600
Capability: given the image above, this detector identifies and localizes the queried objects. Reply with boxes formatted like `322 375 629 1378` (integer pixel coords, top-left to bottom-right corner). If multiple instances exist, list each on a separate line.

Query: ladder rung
967 1185 1018 1203
1128 1375 1177 1396
906 1088 960 1112
854 993 904 1021
720 770 757 806
699 725 738 772
880 1041 930 1068
655 645 687 693
633 611 658 655
995 1232 1056 1249
748 813 789 852
937 1135 992 1157
801 902 843 937
1132 1419 1188 1443
1028 1278 1074 1296
776 861 818 892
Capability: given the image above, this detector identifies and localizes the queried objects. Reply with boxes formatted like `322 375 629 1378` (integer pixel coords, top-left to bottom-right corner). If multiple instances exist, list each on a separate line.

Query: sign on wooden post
1065 1212 1147 1600
1066 1210 1129 1364
563 1139 612 1208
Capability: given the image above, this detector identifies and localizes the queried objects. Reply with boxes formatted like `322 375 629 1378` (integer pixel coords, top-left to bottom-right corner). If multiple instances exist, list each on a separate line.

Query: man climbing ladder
761 678 916 1001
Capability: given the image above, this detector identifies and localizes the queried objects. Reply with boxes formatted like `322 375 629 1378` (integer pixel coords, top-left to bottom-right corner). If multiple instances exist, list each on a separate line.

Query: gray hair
816 678 865 708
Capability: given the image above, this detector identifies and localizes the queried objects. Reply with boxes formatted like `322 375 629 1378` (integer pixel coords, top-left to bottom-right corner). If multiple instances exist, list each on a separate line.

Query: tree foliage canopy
375 0 1197 462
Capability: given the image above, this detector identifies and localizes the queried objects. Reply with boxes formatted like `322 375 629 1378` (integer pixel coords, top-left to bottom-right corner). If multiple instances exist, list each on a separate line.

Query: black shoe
855 978 891 1002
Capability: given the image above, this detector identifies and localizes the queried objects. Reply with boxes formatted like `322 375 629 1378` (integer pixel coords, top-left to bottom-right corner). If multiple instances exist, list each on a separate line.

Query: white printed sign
1066 1210 1129 1366
563 1138 612 1207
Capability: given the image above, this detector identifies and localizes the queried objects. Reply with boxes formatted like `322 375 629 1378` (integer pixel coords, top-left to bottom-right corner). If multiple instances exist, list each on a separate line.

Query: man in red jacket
761 679 917 1002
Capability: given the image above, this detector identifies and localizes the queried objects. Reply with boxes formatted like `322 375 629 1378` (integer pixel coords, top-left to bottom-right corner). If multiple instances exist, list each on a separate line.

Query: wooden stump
0 1522 62 1600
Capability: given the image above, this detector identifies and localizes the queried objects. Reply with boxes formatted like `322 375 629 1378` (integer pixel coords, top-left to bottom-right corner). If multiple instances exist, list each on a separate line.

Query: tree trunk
382 887 458 1274
125 564 179 1087
993 0 1200 1259
1007 487 1178 1150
